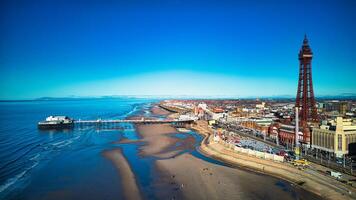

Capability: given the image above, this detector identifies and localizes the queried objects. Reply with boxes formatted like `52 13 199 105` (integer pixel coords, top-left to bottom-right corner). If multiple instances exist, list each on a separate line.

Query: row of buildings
191 99 356 158
164 36 356 159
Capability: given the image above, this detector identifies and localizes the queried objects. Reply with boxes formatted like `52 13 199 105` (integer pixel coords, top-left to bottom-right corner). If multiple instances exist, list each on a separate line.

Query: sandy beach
129 106 319 200
151 105 172 116
103 105 328 200
155 153 321 200
102 149 142 200
136 124 178 156
135 123 198 159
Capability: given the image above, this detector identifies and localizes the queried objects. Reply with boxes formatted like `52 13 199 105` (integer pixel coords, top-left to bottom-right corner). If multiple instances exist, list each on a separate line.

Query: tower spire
295 35 318 144
303 34 309 46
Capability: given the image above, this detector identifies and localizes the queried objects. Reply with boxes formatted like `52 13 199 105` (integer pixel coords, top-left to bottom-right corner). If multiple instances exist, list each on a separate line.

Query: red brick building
269 123 304 148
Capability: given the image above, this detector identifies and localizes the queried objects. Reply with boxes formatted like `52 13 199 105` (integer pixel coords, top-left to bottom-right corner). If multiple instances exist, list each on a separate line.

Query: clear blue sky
0 0 355 100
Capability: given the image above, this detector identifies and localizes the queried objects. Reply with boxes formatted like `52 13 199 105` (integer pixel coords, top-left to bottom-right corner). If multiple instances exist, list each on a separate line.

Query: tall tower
295 35 318 143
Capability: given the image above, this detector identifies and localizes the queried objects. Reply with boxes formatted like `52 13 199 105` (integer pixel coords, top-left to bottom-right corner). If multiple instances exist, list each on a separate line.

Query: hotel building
312 117 356 157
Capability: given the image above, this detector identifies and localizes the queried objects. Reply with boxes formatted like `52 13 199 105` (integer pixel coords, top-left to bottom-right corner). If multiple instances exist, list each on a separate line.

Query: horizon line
1 94 356 102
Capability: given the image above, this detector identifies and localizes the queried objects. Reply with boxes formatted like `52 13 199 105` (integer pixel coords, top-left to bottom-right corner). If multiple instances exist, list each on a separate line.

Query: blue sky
0 0 355 100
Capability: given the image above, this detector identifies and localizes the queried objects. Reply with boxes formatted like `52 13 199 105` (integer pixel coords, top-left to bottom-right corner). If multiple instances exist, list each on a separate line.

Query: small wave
51 140 67 147
51 135 80 148
0 161 39 194
123 105 139 117
0 171 26 193
0 143 41 171
0 137 40 156
0 134 80 195
30 153 40 161
56 140 73 148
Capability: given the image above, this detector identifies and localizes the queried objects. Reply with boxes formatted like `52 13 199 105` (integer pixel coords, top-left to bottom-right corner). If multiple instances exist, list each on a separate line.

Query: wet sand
102 106 185 200
102 149 142 200
105 105 325 200
151 105 172 115
156 153 321 200
134 120 319 200
136 124 181 158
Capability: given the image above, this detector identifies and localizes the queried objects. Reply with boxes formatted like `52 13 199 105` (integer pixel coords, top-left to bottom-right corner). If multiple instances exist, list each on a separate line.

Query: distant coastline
1 93 356 102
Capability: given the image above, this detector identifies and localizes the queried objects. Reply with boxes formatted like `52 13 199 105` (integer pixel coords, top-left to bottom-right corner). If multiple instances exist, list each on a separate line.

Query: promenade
192 120 356 200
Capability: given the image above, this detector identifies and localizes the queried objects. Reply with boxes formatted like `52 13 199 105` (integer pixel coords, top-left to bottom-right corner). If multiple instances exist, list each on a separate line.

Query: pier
38 115 195 130
74 118 194 129
74 118 194 125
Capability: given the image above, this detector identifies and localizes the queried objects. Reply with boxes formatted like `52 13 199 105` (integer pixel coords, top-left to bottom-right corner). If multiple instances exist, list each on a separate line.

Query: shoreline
106 103 336 199
105 105 182 199
140 104 322 199
191 120 356 200
102 149 143 200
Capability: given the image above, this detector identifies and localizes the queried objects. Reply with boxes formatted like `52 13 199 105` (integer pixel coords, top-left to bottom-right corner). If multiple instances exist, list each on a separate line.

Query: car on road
336 158 343 165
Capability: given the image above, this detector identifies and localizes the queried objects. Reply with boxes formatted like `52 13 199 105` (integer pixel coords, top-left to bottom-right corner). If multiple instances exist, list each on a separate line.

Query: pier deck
38 116 195 130
74 118 194 125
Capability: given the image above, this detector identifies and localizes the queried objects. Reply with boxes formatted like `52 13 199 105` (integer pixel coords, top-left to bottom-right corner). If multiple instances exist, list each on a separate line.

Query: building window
338 135 342 151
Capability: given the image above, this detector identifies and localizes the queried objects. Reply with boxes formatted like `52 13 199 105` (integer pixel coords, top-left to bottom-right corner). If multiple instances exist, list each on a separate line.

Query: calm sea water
0 98 320 200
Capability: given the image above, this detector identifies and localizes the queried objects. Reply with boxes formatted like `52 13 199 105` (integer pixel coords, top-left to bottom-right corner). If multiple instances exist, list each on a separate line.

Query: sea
0 98 320 200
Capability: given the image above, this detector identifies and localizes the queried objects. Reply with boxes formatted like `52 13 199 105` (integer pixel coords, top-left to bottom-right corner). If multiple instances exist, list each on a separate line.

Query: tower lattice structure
295 35 318 143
